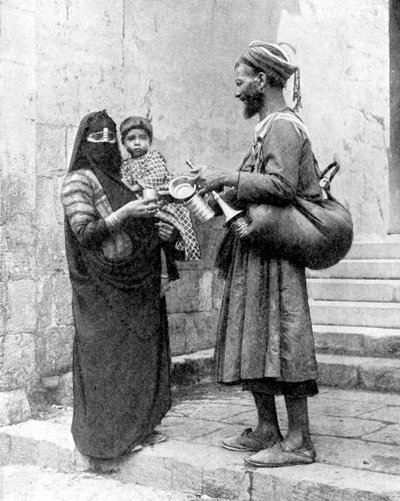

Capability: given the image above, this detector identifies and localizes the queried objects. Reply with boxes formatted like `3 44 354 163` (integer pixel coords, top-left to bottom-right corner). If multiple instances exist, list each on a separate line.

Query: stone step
308 278 400 302
310 300 400 328
2 383 400 501
317 353 400 392
1 465 196 501
347 239 400 259
314 325 400 358
307 259 400 279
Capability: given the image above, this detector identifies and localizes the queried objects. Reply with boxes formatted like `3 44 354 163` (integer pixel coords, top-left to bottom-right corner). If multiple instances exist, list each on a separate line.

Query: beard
242 89 264 119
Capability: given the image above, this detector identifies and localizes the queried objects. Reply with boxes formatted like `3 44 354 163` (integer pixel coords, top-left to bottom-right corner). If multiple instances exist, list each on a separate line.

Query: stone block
360 361 400 393
1 172 36 223
36 63 81 127
36 226 67 275
50 371 73 407
0 0 35 10
36 325 74 376
310 300 400 329
167 313 187 356
0 61 35 120
202 466 246 500
36 124 67 177
36 273 72 328
0 6 35 65
2 420 75 472
0 333 36 391
184 310 218 353
36 60 124 127
6 280 37 333
317 357 360 389
0 114 35 175
166 269 201 313
2 217 36 280
0 390 31 426
171 349 214 386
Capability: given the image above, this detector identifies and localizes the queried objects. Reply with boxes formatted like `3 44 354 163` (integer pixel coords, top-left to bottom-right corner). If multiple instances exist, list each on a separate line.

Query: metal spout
211 191 243 224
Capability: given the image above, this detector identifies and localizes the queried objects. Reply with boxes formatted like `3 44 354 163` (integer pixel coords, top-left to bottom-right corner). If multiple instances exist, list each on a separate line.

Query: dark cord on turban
239 41 302 111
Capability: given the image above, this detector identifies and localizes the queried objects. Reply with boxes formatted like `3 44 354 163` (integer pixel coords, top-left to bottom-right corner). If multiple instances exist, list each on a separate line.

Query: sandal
129 444 143 453
220 427 278 452
143 431 168 446
244 442 316 467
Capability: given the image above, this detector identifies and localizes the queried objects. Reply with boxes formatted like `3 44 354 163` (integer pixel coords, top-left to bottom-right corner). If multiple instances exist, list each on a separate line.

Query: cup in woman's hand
142 188 158 201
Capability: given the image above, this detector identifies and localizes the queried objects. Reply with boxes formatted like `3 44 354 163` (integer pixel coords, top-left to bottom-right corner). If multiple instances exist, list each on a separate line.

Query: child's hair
120 116 153 143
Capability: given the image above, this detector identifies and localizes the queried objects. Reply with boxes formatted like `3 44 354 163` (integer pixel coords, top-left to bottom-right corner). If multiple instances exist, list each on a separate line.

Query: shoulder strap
257 111 311 142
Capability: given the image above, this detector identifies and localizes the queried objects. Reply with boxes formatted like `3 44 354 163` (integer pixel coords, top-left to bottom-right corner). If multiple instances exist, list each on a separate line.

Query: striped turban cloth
238 41 302 111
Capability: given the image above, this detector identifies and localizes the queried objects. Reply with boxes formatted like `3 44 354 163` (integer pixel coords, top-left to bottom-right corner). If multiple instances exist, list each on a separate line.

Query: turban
239 41 302 111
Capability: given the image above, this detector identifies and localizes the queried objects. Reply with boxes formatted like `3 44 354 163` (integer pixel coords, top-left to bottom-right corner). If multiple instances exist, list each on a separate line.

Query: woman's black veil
68 110 135 211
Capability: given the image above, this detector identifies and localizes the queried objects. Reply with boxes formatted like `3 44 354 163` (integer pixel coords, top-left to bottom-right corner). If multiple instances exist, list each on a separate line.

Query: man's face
123 128 151 158
235 63 264 119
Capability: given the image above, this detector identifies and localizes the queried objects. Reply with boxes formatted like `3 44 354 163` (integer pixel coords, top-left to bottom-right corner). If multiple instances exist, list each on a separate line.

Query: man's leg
281 395 314 452
252 392 283 443
243 395 316 466
220 391 282 451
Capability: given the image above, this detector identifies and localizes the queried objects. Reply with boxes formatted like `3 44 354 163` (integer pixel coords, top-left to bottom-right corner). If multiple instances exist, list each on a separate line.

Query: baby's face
123 128 151 158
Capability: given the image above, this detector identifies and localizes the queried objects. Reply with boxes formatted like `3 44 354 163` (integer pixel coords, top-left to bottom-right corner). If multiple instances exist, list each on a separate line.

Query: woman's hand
191 164 239 195
156 221 177 242
123 198 159 219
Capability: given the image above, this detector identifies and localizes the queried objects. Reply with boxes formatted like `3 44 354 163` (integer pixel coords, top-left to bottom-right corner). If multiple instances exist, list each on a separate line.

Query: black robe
63 111 171 458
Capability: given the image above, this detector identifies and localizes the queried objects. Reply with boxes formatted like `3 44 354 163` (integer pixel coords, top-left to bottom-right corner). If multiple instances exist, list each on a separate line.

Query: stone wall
0 0 393 423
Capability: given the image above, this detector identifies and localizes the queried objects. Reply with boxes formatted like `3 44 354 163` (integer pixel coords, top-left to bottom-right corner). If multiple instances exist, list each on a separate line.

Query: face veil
68 110 122 175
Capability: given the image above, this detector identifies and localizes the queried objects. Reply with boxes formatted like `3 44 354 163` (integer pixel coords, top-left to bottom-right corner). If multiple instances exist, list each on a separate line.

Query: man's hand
190 164 239 195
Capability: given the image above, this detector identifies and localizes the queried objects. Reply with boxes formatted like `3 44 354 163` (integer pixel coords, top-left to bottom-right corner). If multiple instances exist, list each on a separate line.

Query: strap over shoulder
256 111 311 142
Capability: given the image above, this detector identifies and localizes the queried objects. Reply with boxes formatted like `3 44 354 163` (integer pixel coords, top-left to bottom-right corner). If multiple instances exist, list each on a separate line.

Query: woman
61 110 177 459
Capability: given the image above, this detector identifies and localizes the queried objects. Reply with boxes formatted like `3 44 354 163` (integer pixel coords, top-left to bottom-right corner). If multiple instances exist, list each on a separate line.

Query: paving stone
362 424 400 446
309 393 384 418
191 423 248 446
170 400 252 422
314 435 400 475
158 416 226 442
357 405 400 424
310 414 383 439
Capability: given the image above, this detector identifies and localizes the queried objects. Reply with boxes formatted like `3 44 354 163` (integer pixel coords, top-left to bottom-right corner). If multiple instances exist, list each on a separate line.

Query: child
120 116 201 268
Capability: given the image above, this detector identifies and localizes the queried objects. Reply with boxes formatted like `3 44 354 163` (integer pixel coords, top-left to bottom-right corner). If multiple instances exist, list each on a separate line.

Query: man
195 41 322 467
